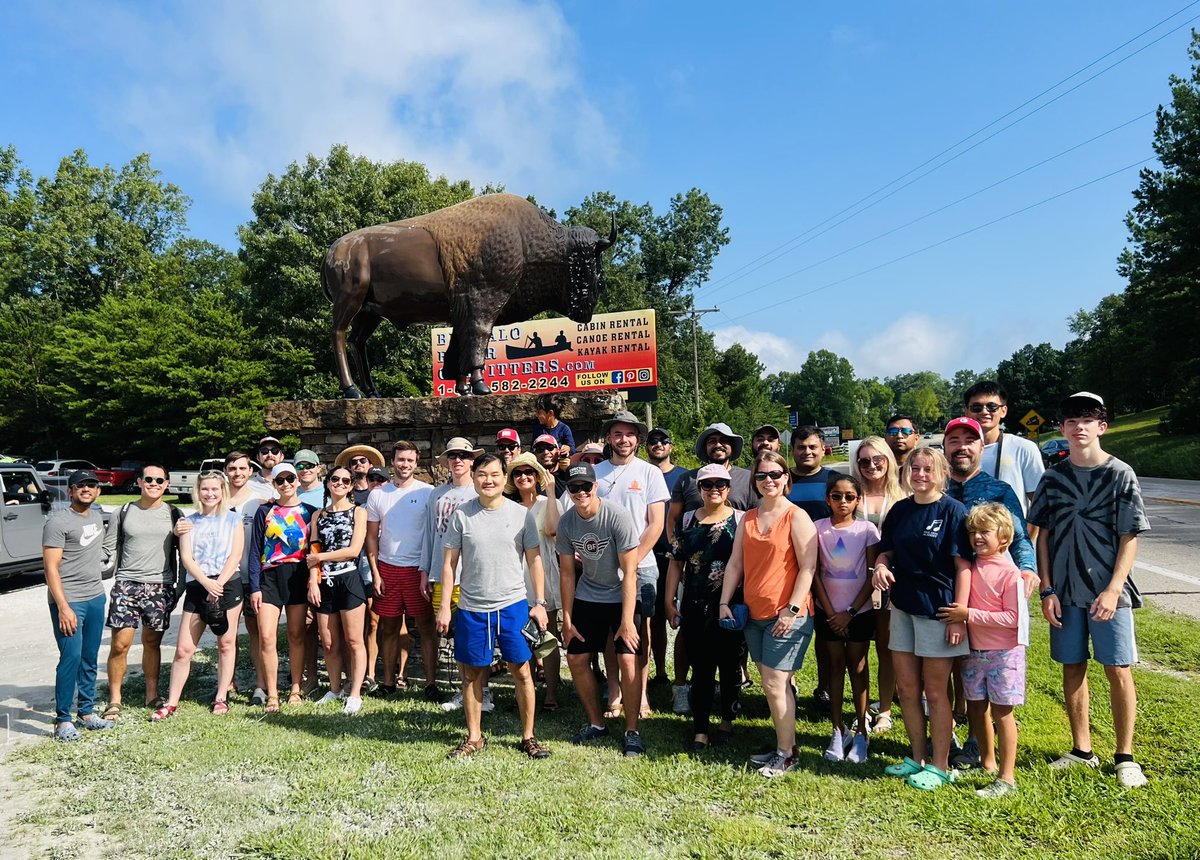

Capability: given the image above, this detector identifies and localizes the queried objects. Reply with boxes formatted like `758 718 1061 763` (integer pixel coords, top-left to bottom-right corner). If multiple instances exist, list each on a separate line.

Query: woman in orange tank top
719 451 818 778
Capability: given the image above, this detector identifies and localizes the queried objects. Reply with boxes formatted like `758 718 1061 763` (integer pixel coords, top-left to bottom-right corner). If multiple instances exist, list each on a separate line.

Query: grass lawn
1038 407 1200 480
10 605 1200 860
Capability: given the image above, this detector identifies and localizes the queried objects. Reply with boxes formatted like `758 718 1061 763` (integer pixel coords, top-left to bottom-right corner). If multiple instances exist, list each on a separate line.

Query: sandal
871 712 894 735
907 763 957 791
146 697 166 710
212 700 229 716
884 756 926 778
287 691 304 705
265 696 280 714
603 703 623 720
102 702 123 721
150 704 177 722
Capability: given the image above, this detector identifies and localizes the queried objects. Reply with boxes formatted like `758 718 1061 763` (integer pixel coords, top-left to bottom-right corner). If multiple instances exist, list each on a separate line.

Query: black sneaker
368 683 398 700
813 687 831 715
623 730 646 758
570 724 610 745
423 683 447 704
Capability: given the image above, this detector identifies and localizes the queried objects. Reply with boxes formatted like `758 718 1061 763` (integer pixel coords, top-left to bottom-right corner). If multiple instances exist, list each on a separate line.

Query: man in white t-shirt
366 441 435 699
593 410 669 716
962 382 1045 524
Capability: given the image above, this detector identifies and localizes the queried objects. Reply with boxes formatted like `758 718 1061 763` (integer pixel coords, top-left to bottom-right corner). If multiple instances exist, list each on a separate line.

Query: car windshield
35 462 54 471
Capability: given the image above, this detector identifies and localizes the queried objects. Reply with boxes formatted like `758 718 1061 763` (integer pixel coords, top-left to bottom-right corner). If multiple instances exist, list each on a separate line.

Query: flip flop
907 763 957 791
884 757 926 778
541 701 560 713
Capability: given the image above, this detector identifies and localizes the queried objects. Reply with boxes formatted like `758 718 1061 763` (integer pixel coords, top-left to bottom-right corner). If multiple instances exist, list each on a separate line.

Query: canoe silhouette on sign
505 340 574 360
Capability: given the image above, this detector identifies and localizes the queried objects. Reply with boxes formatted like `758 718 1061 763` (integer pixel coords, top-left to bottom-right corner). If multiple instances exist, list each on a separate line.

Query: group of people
43 385 1151 794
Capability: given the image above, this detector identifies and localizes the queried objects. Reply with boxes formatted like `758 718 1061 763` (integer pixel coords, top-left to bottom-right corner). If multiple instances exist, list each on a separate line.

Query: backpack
113 502 186 603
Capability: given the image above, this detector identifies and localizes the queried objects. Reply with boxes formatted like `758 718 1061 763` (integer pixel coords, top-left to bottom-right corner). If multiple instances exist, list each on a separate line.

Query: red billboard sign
431 310 658 400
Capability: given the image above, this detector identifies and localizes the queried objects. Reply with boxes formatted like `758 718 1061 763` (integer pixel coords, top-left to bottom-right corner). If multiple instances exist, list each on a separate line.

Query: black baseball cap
366 467 389 481
567 463 596 483
647 428 672 443
68 470 100 487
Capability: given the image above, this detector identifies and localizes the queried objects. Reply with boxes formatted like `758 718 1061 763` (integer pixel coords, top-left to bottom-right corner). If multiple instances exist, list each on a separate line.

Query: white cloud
76 1 618 204
714 312 971 379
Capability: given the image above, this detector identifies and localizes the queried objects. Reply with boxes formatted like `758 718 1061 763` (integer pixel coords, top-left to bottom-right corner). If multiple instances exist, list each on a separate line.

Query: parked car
1 464 114 581
1040 438 1070 467
35 459 115 490
169 458 259 501
106 460 147 494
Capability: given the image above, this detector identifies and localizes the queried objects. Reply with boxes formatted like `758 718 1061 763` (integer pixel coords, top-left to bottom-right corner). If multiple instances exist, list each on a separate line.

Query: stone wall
264 390 627 469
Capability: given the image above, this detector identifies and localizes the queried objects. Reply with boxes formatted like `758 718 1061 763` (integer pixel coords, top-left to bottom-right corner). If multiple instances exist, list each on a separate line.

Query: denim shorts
1050 604 1138 666
744 613 815 672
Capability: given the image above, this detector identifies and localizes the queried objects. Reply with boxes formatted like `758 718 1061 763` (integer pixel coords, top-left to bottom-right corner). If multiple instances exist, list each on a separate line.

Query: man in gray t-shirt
103 464 181 714
436 454 551 760
43 470 118 739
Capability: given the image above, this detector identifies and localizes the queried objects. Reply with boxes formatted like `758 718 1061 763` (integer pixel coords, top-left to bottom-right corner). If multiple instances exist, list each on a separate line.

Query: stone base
265 391 626 468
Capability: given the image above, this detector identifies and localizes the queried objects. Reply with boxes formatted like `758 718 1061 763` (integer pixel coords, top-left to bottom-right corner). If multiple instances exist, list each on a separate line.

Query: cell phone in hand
520 617 542 647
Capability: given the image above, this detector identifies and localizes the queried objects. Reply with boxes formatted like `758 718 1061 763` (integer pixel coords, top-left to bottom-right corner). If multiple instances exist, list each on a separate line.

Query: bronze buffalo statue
321 193 616 398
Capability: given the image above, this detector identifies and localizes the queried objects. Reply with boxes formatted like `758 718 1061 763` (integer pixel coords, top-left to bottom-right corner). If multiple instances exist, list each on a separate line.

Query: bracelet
1039 587 1056 600
719 603 729 607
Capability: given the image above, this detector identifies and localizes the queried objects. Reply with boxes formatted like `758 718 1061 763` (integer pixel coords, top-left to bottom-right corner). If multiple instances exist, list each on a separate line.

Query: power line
718 110 1155 304
722 157 1154 324
699 3 1199 297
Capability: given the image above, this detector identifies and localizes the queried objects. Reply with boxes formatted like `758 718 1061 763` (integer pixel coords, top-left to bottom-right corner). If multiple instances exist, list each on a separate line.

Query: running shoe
570 724 610 745
440 691 465 712
672 684 691 715
847 733 869 764
623 730 646 758
760 747 800 778
824 728 845 762
343 696 363 716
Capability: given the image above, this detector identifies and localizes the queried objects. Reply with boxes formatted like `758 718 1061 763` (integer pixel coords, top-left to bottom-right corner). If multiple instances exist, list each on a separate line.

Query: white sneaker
1049 751 1101 770
316 691 342 705
342 696 362 715
672 684 691 715
481 688 495 713
846 732 869 764
759 748 799 778
1115 761 1148 788
824 728 845 762
440 691 465 712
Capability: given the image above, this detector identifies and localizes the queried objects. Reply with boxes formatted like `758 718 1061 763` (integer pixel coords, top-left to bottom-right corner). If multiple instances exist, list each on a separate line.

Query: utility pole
671 305 719 418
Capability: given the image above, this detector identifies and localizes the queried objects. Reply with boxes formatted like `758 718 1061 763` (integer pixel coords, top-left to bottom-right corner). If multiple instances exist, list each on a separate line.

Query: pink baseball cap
943 417 983 438
497 428 520 444
533 433 559 448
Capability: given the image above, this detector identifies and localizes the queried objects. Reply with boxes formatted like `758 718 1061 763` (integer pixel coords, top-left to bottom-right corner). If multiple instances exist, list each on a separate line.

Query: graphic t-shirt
787 467 834 522
556 501 640 603
444 498 539 612
593 458 669 581
1027 456 1149 608
366 480 434 567
815 517 880 611
115 503 175 585
185 510 240 582
43 507 113 603
879 495 971 619
316 507 358 576
420 482 478 584
262 504 312 567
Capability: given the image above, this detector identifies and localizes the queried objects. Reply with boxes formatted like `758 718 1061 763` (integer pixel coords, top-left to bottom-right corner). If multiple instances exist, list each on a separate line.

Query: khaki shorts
889 606 968 659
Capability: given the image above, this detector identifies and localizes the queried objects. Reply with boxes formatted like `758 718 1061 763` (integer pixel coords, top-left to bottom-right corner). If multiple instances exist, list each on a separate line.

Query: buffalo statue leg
455 285 509 396
332 311 363 400
326 248 372 399
348 310 384 398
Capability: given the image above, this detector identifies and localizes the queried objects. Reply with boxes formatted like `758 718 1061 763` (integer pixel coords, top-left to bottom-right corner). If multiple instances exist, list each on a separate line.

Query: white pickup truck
168 459 226 502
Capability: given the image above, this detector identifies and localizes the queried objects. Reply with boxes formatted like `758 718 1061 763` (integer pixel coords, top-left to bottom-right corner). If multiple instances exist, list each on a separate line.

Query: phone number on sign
436 375 571 395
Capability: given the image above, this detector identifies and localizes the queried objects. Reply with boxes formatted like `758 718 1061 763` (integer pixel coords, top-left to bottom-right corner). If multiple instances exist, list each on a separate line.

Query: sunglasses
497 443 519 451
349 456 370 465
73 481 100 489
368 475 387 483
567 482 594 494
578 455 603 464
445 451 473 460
140 476 167 485
273 474 297 485
885 427 916 437
328 475 352 485
754 470 785 481
259 446 283 455
968 402 1003 414
296 462 318 471
830 492 858 502
511 469 537 479
533 445 557 453
647 437 670 446
857 455 885 468
698 480 730 491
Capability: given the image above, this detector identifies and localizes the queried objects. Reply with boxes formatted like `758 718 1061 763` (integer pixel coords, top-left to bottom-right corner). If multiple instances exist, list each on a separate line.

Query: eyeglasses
445 451 473 460
296 462 317 471
328 476 352 485
754 470 785 481
968 402 1003 414
73 481 100 489
273 474 297 485
140 476 167 485
349 456 369 465
199 470 224 479
533 445 557 453
579 455 603 464
857 455 885 468
830 492 858 502
567 482 594 494
259 446 283 455
511 469 537 479
886 427 915 437
368 476 387 483
497 443 519 451
698 480 730 491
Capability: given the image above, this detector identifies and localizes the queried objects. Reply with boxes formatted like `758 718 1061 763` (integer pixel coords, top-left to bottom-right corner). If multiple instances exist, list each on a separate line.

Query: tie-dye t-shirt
262 504 313 567
814 518 880 610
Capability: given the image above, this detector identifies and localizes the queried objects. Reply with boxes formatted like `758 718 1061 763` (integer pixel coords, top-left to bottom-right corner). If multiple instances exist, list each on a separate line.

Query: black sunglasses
259 446 283 455
272 474 297 485
567 482 594 494
349 456 370 465
368 475 387 482
445 451 473 460
533 444 557 453
968 402 1003 414
578 455 603 464
698 480 730 491
830 492 858 502
511 469 537 478
73 481 100 489
497 443 519 451
754 470 785 481
647 437 671 445
140 476 167 485
328 475 352 485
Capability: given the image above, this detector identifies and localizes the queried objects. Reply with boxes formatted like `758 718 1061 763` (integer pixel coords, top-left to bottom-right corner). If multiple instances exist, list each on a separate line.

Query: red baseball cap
943 417 983 438
497 428 520 444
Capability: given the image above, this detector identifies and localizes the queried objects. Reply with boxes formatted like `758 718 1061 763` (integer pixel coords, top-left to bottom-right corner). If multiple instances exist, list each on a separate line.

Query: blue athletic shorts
454 599 533 668
1050 604 1138 666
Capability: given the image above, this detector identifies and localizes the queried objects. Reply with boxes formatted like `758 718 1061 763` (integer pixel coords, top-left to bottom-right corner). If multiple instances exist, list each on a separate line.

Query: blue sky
3 1 1196 380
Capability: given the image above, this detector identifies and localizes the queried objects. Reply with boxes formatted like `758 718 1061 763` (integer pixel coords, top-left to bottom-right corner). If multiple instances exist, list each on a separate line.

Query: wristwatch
846 606 858 618
1039 587 1056 600
533 598 547 607
787 603 802 615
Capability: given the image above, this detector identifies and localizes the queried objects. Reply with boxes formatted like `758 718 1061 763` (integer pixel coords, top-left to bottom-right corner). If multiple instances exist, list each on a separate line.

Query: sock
1114 753 1134 765
1071 747 1093 760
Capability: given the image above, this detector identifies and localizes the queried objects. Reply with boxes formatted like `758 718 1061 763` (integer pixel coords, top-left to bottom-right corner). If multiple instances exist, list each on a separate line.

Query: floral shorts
105 580 172 632
962 646 1026 706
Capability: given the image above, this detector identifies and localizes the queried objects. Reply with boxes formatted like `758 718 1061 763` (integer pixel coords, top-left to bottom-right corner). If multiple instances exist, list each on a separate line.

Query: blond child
937 502 1028 797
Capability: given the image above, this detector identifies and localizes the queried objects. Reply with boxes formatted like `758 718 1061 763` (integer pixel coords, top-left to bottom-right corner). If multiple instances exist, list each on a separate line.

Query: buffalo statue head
564 214 617 323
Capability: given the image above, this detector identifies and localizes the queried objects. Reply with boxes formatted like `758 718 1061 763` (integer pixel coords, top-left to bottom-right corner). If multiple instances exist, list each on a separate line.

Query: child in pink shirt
937 502 1028 798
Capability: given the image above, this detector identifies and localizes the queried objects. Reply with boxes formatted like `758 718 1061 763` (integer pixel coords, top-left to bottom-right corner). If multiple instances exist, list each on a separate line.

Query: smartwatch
787 603 802 615
846 606 858 618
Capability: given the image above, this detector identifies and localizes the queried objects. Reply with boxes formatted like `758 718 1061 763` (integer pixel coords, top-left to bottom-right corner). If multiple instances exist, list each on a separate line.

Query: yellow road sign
1020 410 1044 431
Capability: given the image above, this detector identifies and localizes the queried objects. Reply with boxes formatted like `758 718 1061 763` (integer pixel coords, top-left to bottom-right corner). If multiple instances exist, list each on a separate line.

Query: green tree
897 385 941 430
859 378 896 436
884 371 953 424
1064 294 1138 413
996 343 1073 428
767 349 863 428
1117 30 1200 430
